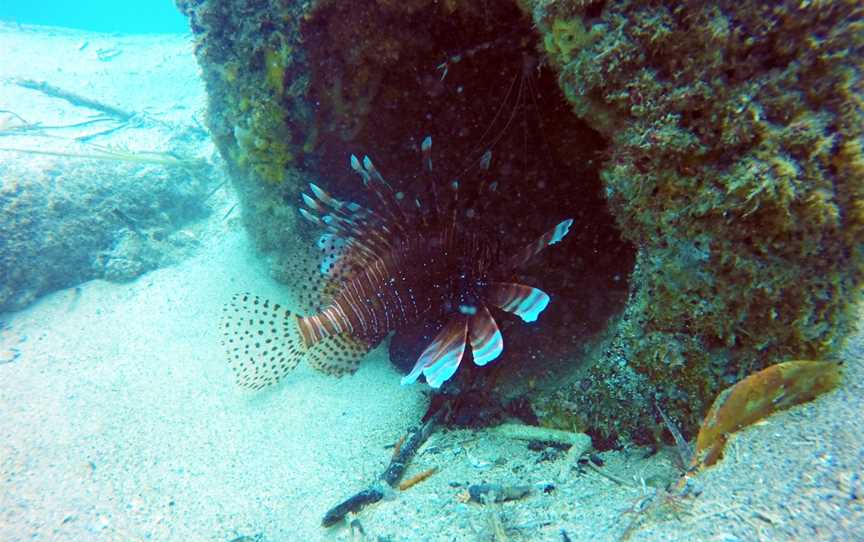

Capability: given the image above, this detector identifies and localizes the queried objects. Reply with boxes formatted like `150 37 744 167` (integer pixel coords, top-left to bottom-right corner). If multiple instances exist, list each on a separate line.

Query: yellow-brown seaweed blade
695 360 841 468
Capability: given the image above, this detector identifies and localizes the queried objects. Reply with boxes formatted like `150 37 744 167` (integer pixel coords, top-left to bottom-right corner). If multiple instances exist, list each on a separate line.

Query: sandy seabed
1 22 862 542
0 223 427 541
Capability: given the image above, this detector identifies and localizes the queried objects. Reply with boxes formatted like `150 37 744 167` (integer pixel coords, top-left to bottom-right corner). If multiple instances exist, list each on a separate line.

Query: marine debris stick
0 143 206 168
13 79 136 121
321 404 446 527
0 109 32 131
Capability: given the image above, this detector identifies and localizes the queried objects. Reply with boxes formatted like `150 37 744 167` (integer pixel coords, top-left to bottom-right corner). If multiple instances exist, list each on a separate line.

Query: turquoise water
0 0 186 33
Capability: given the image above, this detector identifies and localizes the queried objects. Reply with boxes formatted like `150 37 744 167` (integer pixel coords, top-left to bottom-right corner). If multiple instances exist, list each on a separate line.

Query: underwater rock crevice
181 0 862 449
179 0 635 399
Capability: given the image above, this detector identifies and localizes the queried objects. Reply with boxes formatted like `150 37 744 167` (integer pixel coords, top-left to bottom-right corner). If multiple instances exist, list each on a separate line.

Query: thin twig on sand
321 405 447 527
14 78 136 121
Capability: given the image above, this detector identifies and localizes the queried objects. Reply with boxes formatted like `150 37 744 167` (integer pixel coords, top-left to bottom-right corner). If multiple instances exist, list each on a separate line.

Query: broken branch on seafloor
321 404 446 527
13 79 136 121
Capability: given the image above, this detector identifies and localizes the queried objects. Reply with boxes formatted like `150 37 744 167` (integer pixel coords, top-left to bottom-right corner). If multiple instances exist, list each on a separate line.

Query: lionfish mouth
220 135 573 391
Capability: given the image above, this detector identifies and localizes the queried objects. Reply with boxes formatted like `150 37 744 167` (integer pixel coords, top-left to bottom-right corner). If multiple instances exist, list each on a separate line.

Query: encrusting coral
527 0 864 442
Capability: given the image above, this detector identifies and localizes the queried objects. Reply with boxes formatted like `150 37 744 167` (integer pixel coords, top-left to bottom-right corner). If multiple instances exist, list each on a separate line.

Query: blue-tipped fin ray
401 318 468 388
485 282 551 323
468 305 503 366
507 218 574 269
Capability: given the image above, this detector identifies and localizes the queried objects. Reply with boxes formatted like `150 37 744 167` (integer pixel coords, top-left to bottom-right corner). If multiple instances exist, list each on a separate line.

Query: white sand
4 220 859 541
0 223 427 541
0 22 203 127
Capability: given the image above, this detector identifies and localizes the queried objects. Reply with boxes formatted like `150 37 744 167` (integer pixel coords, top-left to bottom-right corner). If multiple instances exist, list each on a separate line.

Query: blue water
0 0 187 34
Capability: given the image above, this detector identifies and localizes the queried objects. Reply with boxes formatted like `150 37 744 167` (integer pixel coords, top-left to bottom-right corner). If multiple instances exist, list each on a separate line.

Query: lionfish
221 136 573 390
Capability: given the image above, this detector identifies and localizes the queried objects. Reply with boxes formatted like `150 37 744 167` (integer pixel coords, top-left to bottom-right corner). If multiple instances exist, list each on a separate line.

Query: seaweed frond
694 360 841 468
0 143 207 168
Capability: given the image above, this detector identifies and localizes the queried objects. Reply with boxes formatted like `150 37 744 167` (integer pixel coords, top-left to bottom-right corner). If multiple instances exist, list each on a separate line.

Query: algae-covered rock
528 0 864 442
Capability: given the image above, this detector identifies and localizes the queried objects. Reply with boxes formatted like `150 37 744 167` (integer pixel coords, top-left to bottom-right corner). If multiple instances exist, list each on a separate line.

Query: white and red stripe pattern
222 135 574 391
401 318 469 388
468 305 503 366
485 282 551 323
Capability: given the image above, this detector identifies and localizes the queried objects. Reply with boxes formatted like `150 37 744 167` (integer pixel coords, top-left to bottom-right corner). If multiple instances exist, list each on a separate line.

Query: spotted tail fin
401 318 468 388
507 218 574 270
306 332 371 377
220 293 308 390
484 282 551 323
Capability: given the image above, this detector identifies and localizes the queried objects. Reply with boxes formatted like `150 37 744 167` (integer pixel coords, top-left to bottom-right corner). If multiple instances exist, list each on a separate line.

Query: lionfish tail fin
220 293 307 390
401 318 468 388
468 305 503 366
485 282 551 323
306 332 370 377
507 218 574 269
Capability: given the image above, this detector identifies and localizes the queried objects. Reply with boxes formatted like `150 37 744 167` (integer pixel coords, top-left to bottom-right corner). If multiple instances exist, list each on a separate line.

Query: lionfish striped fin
220 293 307 390
306 331 370 376
300 182 395 260
401 318 468 388
421 135 433 172
485 282 551 323
507 218 574 270
468 305 503 366
479 149 492 171
350 154 409 234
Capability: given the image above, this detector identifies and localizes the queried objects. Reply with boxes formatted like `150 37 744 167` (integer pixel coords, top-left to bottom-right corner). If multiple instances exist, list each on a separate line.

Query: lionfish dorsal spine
300 182 396 260
350 154 411 238
506 219 574 270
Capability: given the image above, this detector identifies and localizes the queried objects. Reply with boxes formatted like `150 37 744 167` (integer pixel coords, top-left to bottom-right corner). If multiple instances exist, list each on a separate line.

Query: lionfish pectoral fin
485 282 551 323
401 318 468 388
507 218 574 269
468 305 503 366
220 293 307 390
306 332 370 377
